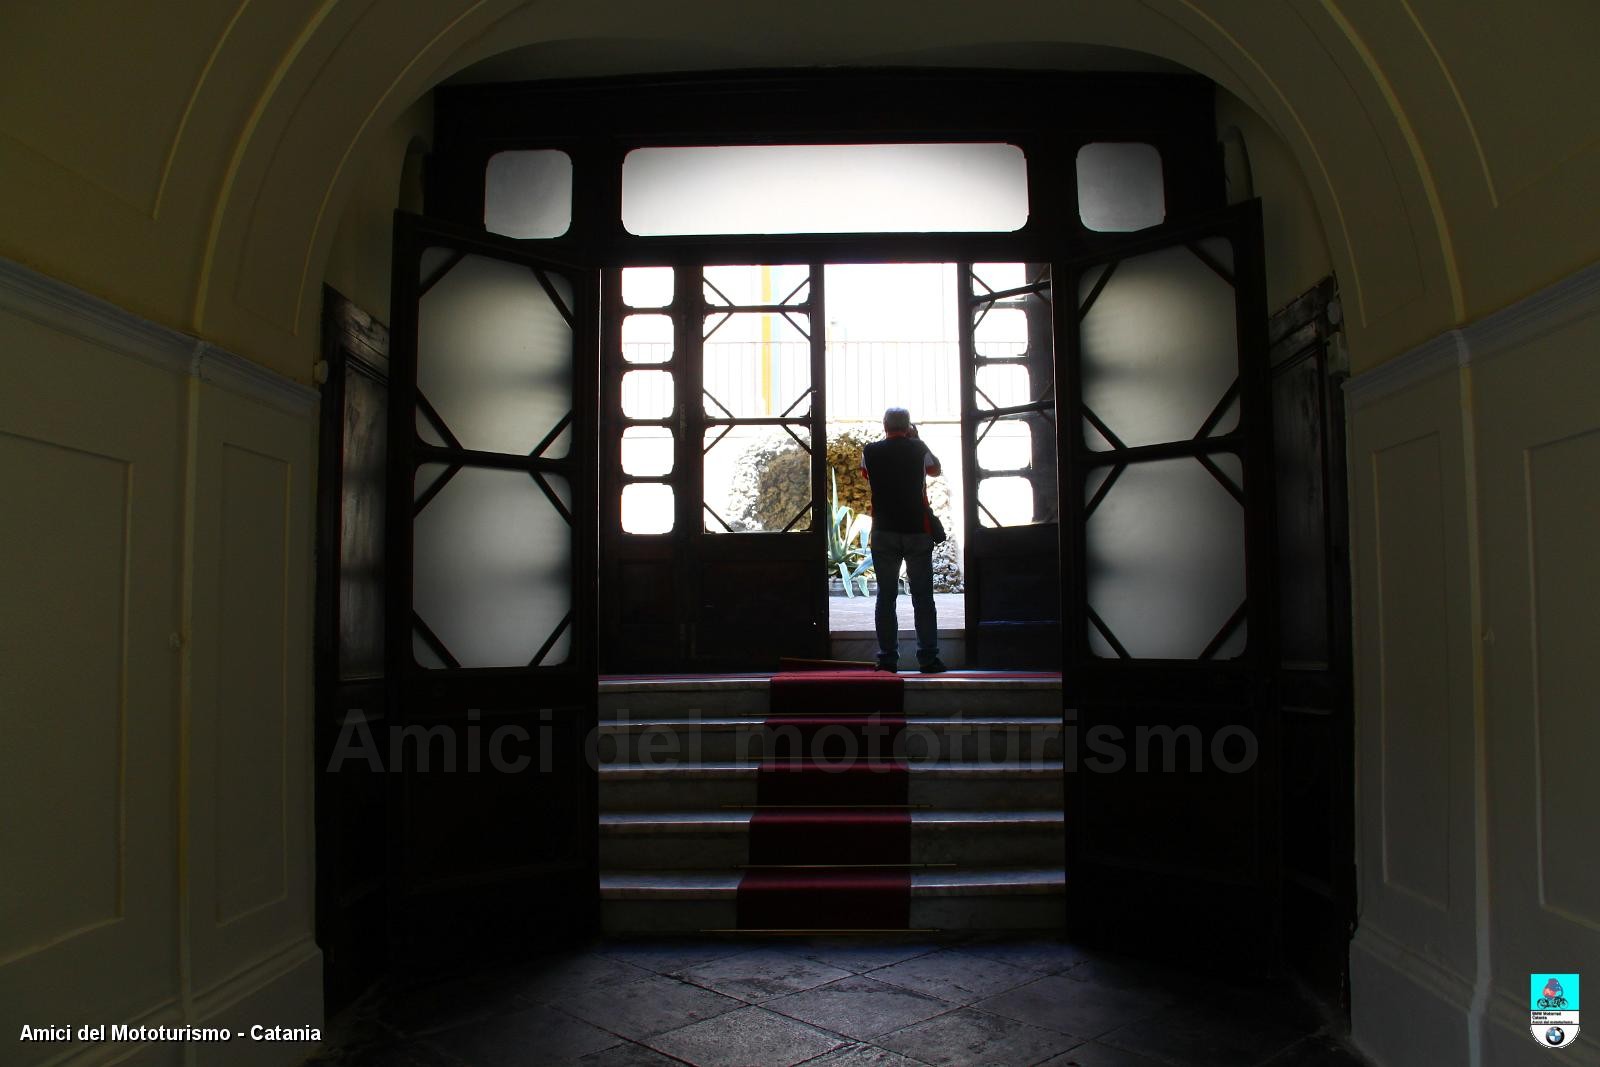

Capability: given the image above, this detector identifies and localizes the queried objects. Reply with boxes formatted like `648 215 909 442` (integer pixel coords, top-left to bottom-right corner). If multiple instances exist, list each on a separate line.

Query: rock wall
729 422 963 592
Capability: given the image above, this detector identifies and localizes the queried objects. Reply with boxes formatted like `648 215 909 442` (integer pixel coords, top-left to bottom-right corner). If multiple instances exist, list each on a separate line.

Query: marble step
598 676 1062 720
599 761 1065 813
599 809 1063 870
599 867 1065 933
599 716 1064 764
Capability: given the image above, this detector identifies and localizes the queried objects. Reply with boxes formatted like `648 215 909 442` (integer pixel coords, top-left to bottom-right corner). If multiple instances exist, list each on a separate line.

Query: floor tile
975 974 1170 1040
676 948 857 1002
876 1005 1082 1066
794 1043 929 1066
423 1003 624 1065
1061 954 1201 1001
1260 1032 1373 1065
767 976 956 1041
1035 1040 1169 1066
866 949 1042 1005
552 971 744 1041
596 938 749 975
316 938 1355 1067
307 1036 460 1066
956 937 1092 976
647 1005 847 1067
788 938 942 975
377 970 532 1036
575 1039 690 1066
1097 998 1310 1067
513 952 657 1006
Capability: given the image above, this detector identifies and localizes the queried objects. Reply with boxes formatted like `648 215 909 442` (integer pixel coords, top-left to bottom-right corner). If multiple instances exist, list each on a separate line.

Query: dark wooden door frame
313 288 392 1011
383 212 601 958
1057 200 1284 966
1268 277 1356 1007
599 258 831 672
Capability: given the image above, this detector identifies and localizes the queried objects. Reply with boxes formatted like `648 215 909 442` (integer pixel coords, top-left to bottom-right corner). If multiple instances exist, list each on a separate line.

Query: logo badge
1531 973 1580 1049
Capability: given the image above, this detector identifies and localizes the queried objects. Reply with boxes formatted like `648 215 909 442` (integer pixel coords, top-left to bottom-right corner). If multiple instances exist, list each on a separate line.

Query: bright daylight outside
618 261 1042 629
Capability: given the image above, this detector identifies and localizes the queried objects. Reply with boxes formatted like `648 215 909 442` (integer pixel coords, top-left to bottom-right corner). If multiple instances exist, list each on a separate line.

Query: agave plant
826 468 873 597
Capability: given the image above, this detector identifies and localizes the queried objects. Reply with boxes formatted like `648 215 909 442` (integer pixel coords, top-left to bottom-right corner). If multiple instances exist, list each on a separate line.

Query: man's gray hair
882 407 912 431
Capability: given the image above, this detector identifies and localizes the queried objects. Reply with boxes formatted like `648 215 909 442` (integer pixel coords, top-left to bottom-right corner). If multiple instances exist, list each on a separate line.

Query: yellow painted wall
2 1 1597 379
323 94 432 326
0 264 322 1065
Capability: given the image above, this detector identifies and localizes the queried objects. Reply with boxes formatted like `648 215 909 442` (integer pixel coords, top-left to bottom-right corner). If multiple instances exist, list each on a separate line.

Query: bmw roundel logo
1546 1026 1567 1046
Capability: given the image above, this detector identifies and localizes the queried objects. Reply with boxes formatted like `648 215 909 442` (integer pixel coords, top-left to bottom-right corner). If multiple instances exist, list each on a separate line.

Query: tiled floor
308 935 1372 1067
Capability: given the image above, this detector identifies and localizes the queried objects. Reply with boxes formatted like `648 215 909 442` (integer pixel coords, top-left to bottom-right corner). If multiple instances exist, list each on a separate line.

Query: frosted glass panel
416 410 446 446
1077 142 1165 232
621 483 674 534
484 150 573 238
621 426 674 476
622 314 673 364
418 251 573 457
1079 239 1238 449
621 370 673 419
624 143 1028 235
703 313 811 418
1086 456 1245 658
413 465 571 668
976 420 1032 472
622 266 674 308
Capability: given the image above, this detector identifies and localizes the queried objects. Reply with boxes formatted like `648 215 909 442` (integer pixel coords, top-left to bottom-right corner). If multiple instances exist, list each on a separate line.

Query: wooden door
1269 278 1355 1004
601 261 828 671
314 289 391 1008
958 262 1062 668
385 213 599 957
1060 202 1281 965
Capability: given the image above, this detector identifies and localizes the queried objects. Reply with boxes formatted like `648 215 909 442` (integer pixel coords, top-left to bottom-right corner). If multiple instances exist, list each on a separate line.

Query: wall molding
1352 923 1477 1010
1344 329 1467 409
0 256 318 418
196 342 319 417
1345 256 1600 407
191 936 321 1020
1468 256 1600 364
1486 985 1600 1065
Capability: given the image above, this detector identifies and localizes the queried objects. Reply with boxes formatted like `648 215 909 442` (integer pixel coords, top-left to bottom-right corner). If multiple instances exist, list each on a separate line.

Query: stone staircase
598 675 1065 932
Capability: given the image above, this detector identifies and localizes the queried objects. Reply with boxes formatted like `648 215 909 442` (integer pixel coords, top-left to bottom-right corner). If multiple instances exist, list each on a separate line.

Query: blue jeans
870 529 939 666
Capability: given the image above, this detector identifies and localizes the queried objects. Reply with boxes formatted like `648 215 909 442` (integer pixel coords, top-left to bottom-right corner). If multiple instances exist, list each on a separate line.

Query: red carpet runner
736 670 911 930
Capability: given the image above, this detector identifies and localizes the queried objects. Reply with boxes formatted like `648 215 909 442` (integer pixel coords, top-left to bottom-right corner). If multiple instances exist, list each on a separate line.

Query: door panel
601 262 828 671
314 290 391 1011
387 214 598 957
1268 278 1354 1005
1061 202 1280 965
959 262 1062 668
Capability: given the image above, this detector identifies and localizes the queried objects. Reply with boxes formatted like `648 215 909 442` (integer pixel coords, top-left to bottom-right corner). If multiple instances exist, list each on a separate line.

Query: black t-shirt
861 435 937 534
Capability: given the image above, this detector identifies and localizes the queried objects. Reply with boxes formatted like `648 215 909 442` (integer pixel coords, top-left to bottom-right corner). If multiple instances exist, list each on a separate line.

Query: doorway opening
819 262 966 659
609 258 1064 671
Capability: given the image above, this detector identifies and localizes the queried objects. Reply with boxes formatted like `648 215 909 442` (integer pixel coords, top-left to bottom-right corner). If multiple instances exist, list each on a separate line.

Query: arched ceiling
2 1 1595 380
442 39 1192 84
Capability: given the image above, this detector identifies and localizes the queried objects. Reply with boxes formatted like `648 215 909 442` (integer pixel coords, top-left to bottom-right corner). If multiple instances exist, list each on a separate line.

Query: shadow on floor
308 933 1371 1067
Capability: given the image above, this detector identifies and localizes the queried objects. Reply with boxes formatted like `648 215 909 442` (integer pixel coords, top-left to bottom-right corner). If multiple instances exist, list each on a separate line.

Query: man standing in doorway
860 407 946 673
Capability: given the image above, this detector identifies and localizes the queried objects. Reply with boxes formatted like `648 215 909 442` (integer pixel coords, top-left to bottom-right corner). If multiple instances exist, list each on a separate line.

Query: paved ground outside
829 592 965 633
